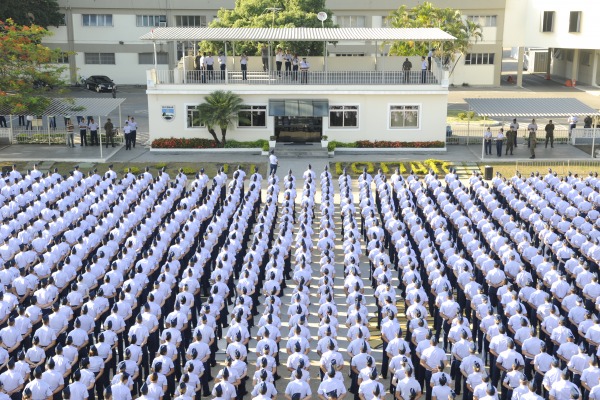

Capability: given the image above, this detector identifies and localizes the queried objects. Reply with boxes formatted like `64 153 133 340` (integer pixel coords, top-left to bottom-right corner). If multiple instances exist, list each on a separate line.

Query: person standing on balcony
275 48 283 77
292 54 299 81
545 120 555 148
199 52 206 83
0 116 6 128
25 115 33 130
428 49 433 71
284 49 292 77
240 53 248 81
300 57 310 84
421 56 427 83
218 52 227 80
568 115 578 137
65 118 75 148
205 52 214 80
261 44 269 72
402 58 412 83
88 118 99 146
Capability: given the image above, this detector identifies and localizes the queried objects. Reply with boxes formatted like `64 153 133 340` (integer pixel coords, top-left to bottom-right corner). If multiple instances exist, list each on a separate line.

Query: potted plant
321 135 329 148
269 135 276 149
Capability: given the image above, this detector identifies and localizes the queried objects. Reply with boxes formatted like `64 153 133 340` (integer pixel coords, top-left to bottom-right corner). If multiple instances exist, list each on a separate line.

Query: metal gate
533 52 548 73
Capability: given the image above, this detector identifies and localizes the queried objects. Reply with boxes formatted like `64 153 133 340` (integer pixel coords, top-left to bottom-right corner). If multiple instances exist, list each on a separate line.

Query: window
541 11 554 32
59 14 67 26
54 52 69 64
466 15 497 27
84 53 115 65
569 11 581 33
390 105 419 129
329 106 358 128
566 49 574 62
82 14 113 27
465 53 495 65
336 16 366 28
238 106 267 128
175 15 206 27
582 52 592 66
186 105 204 128
136 15 167 27
138 52 169 64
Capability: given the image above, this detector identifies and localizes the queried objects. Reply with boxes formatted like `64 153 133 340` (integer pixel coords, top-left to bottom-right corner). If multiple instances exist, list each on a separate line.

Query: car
85 75 116 92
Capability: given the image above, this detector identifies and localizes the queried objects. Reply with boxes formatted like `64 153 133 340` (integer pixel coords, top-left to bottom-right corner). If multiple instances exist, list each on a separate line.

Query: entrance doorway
274 116 322 142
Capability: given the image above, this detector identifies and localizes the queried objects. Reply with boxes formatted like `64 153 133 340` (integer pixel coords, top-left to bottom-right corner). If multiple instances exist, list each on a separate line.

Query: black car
85 75 116 92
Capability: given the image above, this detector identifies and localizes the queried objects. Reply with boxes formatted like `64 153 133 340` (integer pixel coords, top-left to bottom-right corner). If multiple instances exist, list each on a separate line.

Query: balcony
151 69 445 86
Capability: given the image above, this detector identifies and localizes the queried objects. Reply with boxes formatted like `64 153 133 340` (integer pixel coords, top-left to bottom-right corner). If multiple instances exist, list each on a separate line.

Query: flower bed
355 140 445 148
151 138 267 149
333 159 453 177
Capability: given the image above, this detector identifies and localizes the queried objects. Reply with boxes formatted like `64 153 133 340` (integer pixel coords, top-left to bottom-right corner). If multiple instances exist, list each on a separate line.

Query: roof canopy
465 98 599 118
140 27 455 42
0 98 126 117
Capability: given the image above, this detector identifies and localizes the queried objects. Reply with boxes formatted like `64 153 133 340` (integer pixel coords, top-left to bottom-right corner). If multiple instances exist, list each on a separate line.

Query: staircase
274 143 329 158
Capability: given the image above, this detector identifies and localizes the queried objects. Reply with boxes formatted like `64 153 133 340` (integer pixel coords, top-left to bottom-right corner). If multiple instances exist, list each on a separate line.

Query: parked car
85 75 116 92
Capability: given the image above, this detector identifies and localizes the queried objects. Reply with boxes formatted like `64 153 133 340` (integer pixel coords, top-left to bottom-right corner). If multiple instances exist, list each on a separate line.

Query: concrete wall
146 87 447 144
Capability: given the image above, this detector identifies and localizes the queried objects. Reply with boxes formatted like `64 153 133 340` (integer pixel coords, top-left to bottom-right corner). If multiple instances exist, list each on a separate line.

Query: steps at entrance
274 143 329 158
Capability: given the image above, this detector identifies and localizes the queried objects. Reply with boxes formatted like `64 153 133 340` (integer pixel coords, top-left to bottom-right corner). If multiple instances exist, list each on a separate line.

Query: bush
262 142 269 152
355 140 444 148
155 162 167 169
181 167 196 175
124 166 140 174
351 162 375 174
457 112 466 120
222 139 267 148
467 111 476 119
152 138 218 149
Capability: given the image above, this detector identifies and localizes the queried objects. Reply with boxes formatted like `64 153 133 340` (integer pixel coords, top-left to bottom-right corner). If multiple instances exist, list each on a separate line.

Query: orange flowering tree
0 19 68 115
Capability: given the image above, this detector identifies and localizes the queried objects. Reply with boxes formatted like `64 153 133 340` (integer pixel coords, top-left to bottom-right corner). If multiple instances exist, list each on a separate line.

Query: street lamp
264 7 282 27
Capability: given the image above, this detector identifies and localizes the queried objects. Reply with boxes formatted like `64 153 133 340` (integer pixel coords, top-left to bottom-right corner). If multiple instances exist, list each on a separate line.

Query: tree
195 91 248 147
386 2 482 74
0 0 63 28
205 0 336 56
0 19 68 116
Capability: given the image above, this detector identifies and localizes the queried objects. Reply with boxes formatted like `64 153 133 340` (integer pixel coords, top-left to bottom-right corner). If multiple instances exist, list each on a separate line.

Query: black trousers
90 130 98 145
131 129 137 147
241 64 247 80
79 130 87 145
125 133 132 150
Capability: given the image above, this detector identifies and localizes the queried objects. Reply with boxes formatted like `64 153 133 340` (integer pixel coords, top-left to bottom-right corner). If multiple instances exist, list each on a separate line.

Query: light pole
264 7 282 28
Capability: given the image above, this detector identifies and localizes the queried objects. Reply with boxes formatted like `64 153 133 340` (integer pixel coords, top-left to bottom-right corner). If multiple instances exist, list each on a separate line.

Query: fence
154 69 439 86
11 128 124 145
446 127 571 145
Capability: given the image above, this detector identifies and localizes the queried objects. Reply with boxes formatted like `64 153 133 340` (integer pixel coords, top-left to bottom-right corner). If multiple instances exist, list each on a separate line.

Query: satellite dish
317 12 328 22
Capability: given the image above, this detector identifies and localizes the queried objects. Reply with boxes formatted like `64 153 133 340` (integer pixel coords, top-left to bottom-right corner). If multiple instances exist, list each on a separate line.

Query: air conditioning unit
159 22 167 28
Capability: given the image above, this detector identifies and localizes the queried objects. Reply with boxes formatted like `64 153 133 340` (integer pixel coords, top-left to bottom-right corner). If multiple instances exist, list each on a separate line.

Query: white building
504 0 600 87
143 27 453 145
46 0 505 86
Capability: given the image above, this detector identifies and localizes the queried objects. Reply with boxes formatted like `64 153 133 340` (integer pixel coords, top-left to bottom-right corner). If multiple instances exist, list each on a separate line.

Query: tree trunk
208 128 221 145
220 128 227 147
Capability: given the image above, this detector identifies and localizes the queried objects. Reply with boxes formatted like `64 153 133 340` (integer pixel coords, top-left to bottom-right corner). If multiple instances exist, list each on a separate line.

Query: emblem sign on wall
161 105 175 121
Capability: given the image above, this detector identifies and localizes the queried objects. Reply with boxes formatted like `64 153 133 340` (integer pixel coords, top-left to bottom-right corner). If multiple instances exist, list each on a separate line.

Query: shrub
355 140 444 148
181 167 196 175
410 162 428 174
467 111 476 119
155 162 167 169
321 135 328 141
457 112 466 120
152 137 218 149
262 142 269 152
351 162 375 174
335 162 344 175
124 166 140 174
381 162 407 174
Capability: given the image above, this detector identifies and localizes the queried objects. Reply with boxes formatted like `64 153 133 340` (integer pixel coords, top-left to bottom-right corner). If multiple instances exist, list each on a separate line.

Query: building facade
503 0 600 87
46 0 506 86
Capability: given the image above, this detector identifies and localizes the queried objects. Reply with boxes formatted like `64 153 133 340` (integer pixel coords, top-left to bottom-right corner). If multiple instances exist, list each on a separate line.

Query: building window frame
388 104 420 130
336 15 366 28
328 105 359 129
138 52 169 65
175 15 207 27
465 53 495 65
466 15 497 27
237 105 267 128
54 52 70 64
541 11 555 32
84 53 115 65
569 11 582 33
82 14 113 27
186 105 205 129
136 15 167 27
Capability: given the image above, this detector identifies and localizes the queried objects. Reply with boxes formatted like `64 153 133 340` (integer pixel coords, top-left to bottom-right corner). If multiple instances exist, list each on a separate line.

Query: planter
321 140 329 148
150 148 262 154
334 147 447 154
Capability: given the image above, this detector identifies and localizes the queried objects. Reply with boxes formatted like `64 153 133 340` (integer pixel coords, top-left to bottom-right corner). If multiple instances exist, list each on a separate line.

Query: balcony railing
152 69 442 86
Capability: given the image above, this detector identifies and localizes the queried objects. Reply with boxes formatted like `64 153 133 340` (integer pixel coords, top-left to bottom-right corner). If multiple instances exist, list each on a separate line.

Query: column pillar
591 50 599 87
516 46 524 87
571 48 580 86
546 48 552 80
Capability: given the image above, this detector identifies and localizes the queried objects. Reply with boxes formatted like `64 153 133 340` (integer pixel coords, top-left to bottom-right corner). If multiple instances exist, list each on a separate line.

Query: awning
0 97 126 117
464 98 599 117
268 99 329 117
140 27 455 42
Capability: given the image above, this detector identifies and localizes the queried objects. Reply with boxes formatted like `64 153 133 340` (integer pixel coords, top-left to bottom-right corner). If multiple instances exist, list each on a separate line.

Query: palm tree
194 90 247 146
